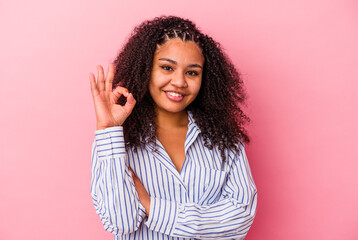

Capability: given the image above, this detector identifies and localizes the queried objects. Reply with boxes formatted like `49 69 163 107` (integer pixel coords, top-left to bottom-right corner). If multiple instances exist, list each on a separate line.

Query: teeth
167 92 183 97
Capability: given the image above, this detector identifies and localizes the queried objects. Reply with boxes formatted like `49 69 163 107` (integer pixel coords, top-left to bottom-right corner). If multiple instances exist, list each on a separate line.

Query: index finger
105 63 115 92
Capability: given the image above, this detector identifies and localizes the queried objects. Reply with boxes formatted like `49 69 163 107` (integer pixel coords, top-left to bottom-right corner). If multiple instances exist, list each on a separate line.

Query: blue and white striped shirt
91 113 257 239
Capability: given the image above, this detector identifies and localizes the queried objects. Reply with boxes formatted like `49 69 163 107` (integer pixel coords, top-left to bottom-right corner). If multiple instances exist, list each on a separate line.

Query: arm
91 126 147 234
137 144 257 239
89 64 143 234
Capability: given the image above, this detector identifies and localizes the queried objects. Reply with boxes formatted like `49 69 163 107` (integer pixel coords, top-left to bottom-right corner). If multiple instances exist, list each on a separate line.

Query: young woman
90 16 257 239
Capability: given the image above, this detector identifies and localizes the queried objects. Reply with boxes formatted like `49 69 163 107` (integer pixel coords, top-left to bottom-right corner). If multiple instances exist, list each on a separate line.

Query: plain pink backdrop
1 0 357 239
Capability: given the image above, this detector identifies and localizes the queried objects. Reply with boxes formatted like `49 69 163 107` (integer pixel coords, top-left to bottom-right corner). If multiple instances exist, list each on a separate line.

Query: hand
89 63 136 130
128 167 151 216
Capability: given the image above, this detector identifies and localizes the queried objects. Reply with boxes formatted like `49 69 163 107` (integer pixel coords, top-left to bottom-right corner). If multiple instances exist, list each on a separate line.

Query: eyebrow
158 58 203 69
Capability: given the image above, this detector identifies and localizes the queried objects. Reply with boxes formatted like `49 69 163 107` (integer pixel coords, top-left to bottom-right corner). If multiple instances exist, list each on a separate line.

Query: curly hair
113 16 250 160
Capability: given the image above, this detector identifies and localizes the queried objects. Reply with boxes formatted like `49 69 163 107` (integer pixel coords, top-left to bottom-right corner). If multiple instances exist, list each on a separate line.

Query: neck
155 109 189 129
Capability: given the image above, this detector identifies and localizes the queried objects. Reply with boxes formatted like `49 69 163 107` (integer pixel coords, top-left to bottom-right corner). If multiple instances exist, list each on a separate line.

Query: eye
160 65 173 71
186 71 199 76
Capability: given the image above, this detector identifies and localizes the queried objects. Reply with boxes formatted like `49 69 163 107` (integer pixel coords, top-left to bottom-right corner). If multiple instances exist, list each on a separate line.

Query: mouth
164 91 185 101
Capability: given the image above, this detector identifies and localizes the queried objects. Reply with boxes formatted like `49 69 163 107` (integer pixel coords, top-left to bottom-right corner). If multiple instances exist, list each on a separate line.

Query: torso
156 125 187 173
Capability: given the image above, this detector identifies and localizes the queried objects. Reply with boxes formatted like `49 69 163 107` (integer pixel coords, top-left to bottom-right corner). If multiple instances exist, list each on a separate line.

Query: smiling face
149 38 204 115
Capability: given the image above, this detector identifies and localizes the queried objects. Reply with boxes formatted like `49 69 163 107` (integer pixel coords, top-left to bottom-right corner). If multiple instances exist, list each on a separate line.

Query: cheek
148 79 158 100
192 80 202 95
148 74 160 91
149 73 167 89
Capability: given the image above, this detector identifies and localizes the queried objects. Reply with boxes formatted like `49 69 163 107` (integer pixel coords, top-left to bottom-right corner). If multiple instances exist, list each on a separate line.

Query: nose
170 71 188 88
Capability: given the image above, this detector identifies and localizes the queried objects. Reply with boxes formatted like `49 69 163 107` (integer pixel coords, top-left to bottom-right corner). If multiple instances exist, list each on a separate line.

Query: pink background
1 0 357 239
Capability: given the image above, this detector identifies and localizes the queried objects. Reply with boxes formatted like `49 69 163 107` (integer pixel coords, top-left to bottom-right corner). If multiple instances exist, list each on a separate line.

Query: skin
89 64 136 130
149 38 204 117
150 38 204 172
89 38 204 216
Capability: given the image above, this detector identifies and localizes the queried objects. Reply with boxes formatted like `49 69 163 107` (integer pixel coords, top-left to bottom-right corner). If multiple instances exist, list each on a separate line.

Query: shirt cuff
94 126 126 158
144 197 178 235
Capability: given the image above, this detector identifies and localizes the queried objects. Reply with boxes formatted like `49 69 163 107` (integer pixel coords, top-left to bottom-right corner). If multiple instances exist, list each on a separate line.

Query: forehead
153 38 204 64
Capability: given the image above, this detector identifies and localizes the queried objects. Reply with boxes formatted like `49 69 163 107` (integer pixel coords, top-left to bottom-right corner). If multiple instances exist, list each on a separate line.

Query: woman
90 16 257 239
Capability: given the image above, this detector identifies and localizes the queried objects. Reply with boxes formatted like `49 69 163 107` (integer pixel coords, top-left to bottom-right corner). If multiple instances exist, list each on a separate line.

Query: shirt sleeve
90 126 147 235
144 143 258 239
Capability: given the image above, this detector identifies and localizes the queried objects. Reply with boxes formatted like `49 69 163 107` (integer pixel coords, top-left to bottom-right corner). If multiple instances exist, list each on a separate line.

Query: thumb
123 93 136 114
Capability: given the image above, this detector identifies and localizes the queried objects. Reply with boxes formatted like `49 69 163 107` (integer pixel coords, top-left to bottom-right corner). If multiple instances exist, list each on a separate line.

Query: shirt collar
184 111 201 153
187 110 199 131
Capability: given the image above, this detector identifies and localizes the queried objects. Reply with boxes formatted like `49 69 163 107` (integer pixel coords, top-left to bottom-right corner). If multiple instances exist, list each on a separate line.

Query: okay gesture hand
90 63 136 130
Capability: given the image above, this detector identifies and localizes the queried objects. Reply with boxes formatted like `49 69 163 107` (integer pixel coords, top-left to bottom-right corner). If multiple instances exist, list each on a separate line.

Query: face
149 38 204 115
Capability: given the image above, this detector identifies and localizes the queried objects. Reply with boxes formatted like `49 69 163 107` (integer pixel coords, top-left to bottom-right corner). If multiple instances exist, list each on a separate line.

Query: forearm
173 195 257 239
143 193 257 239
91 127 147 234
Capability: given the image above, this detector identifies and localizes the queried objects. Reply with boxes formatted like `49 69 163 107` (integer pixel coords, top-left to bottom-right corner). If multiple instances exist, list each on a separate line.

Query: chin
157 105 188 114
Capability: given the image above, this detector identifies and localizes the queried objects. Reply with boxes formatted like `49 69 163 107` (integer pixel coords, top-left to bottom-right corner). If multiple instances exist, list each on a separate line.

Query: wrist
95 126 123 134
96 124 117 130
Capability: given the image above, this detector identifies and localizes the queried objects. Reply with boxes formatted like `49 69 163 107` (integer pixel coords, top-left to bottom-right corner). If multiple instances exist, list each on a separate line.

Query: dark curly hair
113 15 250 160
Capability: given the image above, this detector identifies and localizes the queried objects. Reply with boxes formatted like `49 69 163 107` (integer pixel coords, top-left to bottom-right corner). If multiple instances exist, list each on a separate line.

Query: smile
164 91 185 101
166 91 184 97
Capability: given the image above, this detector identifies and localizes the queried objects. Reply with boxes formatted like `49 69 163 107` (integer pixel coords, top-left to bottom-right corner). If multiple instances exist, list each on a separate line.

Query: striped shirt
91 112 257 239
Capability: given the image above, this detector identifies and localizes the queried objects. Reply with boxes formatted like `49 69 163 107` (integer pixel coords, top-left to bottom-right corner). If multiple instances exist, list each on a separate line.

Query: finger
89 73 99 98
122 93 136 114
97 65 105 91
105 63 115 92
112 86 129 103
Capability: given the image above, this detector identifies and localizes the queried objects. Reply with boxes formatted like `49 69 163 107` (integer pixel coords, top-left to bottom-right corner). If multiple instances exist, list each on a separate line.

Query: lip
163 90 186 102
163 90 186 95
